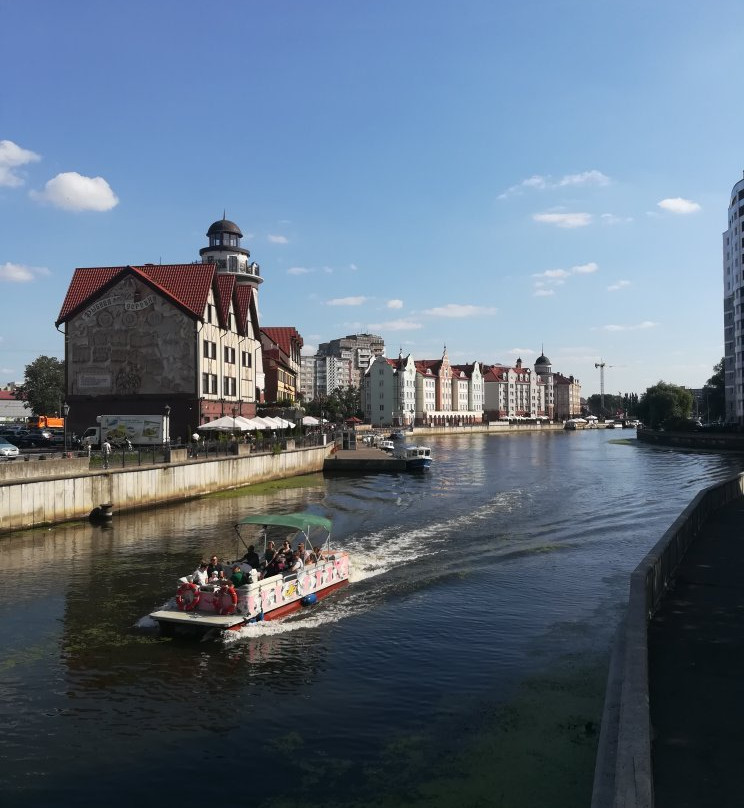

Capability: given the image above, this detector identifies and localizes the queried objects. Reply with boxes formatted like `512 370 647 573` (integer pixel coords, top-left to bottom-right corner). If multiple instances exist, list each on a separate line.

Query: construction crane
594 360 612 413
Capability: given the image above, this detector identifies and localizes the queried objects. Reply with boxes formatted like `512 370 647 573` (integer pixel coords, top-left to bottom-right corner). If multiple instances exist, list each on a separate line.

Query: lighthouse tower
199 216 263 292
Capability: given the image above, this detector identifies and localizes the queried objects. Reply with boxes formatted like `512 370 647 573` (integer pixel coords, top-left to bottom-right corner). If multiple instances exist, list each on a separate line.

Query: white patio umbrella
198 416 251 432
235 416 259 429
249 416 274 429
302 415 320 426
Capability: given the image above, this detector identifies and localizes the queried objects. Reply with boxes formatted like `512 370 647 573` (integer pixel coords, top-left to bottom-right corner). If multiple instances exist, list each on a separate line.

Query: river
2 429 742 808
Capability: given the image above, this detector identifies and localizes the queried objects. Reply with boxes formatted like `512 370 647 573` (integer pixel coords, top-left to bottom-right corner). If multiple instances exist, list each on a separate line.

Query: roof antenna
223 209 226 220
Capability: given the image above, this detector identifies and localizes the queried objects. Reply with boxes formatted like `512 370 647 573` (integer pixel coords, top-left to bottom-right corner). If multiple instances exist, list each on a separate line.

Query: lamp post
63 402 70 454
164 404 171 461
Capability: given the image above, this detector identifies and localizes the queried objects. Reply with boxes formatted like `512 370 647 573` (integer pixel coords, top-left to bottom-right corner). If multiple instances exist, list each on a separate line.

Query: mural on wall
68 276 196 395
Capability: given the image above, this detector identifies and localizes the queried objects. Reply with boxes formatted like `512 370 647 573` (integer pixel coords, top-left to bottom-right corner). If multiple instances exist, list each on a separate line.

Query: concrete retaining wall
591 472 744 808
0 446 329 534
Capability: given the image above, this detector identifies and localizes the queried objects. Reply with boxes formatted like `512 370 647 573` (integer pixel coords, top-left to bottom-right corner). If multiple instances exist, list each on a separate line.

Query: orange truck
27 415 65 429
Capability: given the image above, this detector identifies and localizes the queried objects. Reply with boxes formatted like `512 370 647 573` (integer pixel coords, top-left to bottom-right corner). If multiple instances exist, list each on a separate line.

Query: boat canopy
235 512 332 533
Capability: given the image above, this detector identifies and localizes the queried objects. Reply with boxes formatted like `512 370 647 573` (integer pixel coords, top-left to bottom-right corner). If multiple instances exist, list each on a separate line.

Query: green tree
636 381 693 429
14 356 65 417
701 358 725 423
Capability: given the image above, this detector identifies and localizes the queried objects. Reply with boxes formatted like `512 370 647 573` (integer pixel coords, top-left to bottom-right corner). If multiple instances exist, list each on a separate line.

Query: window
210 375 217 394
242 351 252 368
223 377 237 396
224 346 236 364
202 373 210 394
203 339 216 359
207 304 214 324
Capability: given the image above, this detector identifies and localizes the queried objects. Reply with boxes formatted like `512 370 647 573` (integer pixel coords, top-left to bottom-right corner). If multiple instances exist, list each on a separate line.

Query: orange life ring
213 585 238 615
176 581 201 611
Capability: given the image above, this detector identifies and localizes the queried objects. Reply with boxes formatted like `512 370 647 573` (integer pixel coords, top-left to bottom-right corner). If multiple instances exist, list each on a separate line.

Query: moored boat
394 444 433 470
147 512 349 637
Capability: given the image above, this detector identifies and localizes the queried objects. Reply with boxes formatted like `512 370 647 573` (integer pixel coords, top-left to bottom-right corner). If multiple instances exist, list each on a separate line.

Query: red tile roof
214 273 236 329
56 264 217 325
261 327 303 355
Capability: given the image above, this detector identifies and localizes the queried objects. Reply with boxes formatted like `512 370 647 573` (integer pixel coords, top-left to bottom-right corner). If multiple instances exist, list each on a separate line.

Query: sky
2 0 742 398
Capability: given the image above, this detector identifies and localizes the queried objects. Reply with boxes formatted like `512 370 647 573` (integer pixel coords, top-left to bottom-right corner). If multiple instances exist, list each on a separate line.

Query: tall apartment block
723 172 744 423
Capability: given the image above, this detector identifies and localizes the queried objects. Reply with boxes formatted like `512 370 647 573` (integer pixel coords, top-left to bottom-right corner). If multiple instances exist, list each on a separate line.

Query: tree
701 358 725 423
636 381 693 429
15 356 65 416
305 384 362 423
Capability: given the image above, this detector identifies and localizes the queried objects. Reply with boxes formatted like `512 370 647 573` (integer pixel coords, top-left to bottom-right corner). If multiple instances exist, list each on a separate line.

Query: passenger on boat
263 541 276 567
280 539 292 555
313 545 324 562
288 551 303 572
241 544 261 569
210 568 227 584
193 561 209 586
231 565 249 587
207 555 223 579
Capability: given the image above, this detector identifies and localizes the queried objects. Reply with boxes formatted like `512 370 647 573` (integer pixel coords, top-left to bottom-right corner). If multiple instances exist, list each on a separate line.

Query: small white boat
394 444 433 470
379 440 396 452
147 512 349 637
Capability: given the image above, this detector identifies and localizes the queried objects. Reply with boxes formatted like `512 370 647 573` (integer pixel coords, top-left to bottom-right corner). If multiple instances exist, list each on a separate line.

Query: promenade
648 496 744 808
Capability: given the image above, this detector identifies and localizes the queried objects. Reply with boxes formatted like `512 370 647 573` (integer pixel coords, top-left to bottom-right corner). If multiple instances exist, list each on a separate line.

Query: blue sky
2 0 741 397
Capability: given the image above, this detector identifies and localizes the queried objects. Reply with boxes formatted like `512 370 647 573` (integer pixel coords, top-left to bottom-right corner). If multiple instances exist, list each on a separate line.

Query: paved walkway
648 497 744 808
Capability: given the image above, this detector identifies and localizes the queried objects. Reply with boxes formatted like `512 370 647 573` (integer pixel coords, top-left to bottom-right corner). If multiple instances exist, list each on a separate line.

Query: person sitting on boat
240 544 261 569
231 565 249 587
313 545 324 562
210 568 227 584
288 551 303 573
297 542 312 563
193 561 209 586
263 541 277 568
280 539 291 555
207 555 223 579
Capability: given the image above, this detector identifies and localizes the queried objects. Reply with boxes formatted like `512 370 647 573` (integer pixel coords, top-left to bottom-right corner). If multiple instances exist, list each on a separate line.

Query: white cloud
601 321 657 332
287 266 310 275
657 197 701 215
0 262 50 282
533 288 555 297
349 263 358 271
532 212 592 228
387 299 404 309
508 348 536 356
0 140 41 187
535 269 570 280
267 234 289 244
572 262 598 274
421 303 497 318
326 296 367 306
499 170 610 198
30 172 118 211
601 213 633 225
301 344 317 356
368 319 422 331
558 170 610 188
607 280 631 292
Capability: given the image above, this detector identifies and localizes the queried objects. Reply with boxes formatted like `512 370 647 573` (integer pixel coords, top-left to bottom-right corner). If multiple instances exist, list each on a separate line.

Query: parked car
15 431 53 449
0 437 20 458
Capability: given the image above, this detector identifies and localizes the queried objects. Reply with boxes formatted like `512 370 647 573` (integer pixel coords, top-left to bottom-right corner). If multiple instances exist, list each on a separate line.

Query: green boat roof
235 512 332 533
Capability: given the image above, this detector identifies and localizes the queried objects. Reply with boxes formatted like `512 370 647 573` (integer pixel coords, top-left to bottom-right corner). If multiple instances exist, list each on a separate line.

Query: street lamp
164 404 171 457
63 402 70 454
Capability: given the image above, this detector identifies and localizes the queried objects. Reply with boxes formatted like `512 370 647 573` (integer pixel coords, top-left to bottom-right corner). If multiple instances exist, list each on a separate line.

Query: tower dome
199 216 262 286
536 353 551 366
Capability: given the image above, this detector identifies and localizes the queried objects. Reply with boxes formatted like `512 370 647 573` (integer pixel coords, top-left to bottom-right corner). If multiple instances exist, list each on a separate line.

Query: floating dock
323 447 405 474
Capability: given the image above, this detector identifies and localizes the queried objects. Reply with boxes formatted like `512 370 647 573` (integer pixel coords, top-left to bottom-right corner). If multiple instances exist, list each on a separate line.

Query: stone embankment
0 446 330 535
591 471 744 808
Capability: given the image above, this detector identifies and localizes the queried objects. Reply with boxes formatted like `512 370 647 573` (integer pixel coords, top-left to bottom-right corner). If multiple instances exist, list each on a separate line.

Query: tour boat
147 512 349 637
378 440 396 452
394 444 433 470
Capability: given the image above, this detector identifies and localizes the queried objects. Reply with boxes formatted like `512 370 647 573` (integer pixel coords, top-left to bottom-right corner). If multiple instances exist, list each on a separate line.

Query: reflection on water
1 431 743 807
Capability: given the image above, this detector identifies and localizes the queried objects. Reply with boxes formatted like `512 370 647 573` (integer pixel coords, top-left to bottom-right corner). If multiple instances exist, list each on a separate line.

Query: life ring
176 581 201 611
213 586 238 615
